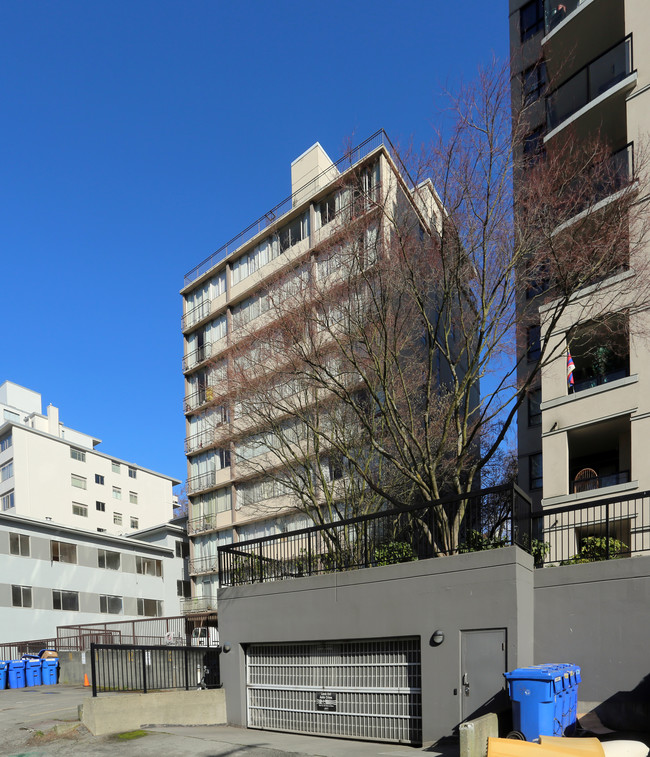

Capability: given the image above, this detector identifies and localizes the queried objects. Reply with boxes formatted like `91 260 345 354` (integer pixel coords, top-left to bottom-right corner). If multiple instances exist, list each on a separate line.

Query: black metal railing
573 365 629 393
218 484 532 587
182 129 415 287
547 35 634 131
571 470 630 493
90 643 221 696
533 489 650 565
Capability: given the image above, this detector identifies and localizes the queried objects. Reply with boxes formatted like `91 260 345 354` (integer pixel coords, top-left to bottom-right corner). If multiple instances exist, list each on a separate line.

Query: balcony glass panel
544 0 581 33
547 36 632 131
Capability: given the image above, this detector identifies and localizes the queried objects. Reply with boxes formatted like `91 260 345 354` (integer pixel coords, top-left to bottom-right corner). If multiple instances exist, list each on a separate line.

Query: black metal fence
218 484 532 587
532 489 650 566
90 643 221 697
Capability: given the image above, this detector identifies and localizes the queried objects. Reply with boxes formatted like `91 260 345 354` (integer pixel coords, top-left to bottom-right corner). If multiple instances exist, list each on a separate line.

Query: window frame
51 540 77 564
95 474 105 485
72 502 89 517
136 555 162 577
520 0 544 41
70 447 86 462
99 594 123 614
529 452 543 491
10 533 29 556
71 473 87 490
1 490 15 510
97 548 120 570
52 589 79 611
12 585 32 608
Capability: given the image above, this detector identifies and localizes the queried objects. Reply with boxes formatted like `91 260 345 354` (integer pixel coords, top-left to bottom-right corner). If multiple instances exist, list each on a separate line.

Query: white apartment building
0 512 189 642
0 381 179 534
180 132 440 613
510 1 650 552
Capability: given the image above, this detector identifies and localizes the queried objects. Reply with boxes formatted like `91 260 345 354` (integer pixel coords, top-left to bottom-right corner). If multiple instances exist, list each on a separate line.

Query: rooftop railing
183 129 414 288
218 485 532 587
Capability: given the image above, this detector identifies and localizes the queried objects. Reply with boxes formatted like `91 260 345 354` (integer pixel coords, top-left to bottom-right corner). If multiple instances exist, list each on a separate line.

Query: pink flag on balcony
567 349 575 388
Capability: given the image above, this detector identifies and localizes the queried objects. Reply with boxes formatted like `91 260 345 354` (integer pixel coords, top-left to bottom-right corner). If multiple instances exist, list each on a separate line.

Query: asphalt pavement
0 685 456 757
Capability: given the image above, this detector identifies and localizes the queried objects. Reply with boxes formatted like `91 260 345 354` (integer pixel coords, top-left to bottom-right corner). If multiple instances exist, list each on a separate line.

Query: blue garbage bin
0 661 7 690
504 664 580 741
25 659 42 687
41 659 58 685
8 661 26 689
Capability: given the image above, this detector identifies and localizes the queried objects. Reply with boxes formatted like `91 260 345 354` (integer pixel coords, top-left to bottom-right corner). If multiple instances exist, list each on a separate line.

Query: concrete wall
81 688 226 736
534 554 650 704
218 547 535 744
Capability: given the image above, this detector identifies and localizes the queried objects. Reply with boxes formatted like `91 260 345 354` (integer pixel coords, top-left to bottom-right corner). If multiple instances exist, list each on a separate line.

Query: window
527 325 541 362
70 447 86 462
99 595 123 614
175 540 189 559
95 474 104 485
523 126 545 165
12 585 32 608
177 580 191 598
52 590 79 611
130 517 139 529
71 473 87 490
522 61 547 106
128 467 137 479
1 460 14 481
136 556 162 577
72 503 88 517
520 0 543 41
0 434 12 452
1 490 14 510
529 453 543 491
111 461 120 474
113 512 122 526
528 388 542 427
10 533 29 556
51 540 77 564
98 549 120 570
96 501 105 512
129 491 138 504
112 486 121 499
137 598 163 617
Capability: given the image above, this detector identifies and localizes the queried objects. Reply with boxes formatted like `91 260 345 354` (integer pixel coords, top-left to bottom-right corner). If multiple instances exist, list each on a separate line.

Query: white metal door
246 638 422 744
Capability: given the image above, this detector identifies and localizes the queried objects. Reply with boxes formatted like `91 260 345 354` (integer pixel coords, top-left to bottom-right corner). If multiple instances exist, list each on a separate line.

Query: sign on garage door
246 637 422 745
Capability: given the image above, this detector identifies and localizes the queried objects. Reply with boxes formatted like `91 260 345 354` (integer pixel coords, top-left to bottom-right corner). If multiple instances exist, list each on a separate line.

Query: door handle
462 672 470 696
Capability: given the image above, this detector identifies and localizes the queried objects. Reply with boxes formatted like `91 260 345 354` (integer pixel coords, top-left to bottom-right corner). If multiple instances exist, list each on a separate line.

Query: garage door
246 637 422 745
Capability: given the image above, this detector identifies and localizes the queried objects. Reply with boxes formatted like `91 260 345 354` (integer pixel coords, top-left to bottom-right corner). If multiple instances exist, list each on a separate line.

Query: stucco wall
217 546 535 744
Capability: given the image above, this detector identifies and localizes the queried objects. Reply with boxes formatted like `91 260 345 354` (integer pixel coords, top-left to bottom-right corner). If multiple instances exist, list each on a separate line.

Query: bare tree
215 61 648 554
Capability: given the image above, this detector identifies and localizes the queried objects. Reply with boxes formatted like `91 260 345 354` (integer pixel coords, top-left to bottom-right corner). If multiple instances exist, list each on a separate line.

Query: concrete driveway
0 685 453 757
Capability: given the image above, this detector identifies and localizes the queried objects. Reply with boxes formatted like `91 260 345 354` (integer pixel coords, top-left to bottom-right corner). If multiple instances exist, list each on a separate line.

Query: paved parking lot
0 685 451 757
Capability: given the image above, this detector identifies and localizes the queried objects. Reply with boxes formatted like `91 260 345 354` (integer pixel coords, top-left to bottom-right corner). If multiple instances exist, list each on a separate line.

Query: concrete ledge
81 688 227 736
460 713 499 757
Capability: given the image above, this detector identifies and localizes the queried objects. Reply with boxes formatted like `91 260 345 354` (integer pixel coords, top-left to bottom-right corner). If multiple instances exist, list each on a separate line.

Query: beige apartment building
510 0 650 553
180 132 440 614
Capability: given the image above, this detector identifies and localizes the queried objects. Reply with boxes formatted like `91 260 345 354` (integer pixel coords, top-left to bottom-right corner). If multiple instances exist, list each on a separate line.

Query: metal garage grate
246 638 422 745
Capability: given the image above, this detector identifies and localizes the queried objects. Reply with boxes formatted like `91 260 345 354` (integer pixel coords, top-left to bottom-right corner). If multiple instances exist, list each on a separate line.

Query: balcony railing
574 366 628 393
181 596 218 614
181 300 212 331
187 514 218 535
185 425 229 454
544 0 582 33
182 343 212 373
218 485 532 587
547 35 633 131
571 470 630 494
183 385 224 414
534 489 650 565
183 129 416 287
187 470 216 495
189 554 219 575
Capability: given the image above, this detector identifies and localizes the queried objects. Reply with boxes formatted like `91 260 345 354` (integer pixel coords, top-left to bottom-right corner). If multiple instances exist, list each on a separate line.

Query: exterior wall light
222 643 232 653
432 630 445 646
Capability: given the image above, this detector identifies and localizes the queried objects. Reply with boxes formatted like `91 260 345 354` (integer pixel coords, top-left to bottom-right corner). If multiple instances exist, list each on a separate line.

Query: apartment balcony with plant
568 415 632 495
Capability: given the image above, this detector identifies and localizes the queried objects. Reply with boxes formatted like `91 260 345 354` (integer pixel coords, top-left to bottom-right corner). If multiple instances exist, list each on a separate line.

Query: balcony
187 513 218 535
185 424 229 454
572 469 630 494
181 300 212 332
184 385 223 414
181 595 218 614
569 317 629 395
188 554 219 575
546 35 634 134
187 470 216 495
182 343 213 373
568 415 631 497
544 0 582 33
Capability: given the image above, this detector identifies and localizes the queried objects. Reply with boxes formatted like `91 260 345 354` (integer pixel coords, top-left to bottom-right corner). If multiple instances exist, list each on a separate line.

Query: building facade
181 132 441 614
510 0 650 544
0 381 179 535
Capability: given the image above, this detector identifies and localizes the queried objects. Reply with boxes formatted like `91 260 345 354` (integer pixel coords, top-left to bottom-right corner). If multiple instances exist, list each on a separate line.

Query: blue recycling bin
0 661 7 690
25 659 42 687
8 660 26 689
504 663 580 741
41 659 58 685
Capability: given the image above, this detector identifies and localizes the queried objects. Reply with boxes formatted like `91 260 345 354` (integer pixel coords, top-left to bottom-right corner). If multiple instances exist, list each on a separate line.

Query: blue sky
0 1 508 486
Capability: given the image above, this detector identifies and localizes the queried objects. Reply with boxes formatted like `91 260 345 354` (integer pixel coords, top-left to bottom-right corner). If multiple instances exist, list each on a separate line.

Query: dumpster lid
504 664 575 681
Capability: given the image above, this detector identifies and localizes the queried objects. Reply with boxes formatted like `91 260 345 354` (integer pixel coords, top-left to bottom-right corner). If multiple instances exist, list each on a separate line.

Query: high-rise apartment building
510 1 650 533
180 132 440 614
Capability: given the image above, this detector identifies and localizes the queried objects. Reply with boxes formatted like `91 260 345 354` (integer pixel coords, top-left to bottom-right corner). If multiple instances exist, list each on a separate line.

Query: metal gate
246 637 422 745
